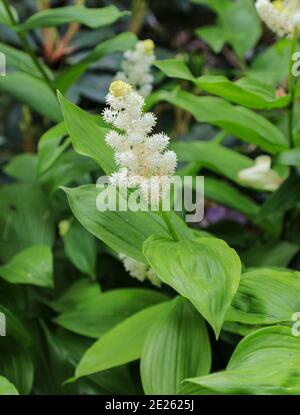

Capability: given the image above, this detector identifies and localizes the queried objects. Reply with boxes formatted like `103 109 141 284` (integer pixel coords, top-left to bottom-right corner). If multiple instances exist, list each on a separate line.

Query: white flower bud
238 155 283 191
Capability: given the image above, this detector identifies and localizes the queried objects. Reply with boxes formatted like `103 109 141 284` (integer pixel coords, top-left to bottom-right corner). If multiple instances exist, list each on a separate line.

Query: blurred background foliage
0 0 299 395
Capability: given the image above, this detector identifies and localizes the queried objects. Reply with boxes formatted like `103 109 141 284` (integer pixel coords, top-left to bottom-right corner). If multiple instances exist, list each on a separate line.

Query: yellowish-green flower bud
109 80 132 97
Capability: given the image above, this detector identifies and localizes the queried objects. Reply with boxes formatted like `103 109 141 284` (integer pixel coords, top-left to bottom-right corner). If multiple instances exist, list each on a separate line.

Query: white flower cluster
238 155 283 191
115 39 156 97
255 0 300 37
119 254 161 287
103 80 177 204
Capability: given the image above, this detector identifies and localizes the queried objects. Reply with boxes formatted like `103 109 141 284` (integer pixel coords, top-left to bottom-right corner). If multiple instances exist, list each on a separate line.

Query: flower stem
2 0 54 92
160 210 180 242
287 29 298 148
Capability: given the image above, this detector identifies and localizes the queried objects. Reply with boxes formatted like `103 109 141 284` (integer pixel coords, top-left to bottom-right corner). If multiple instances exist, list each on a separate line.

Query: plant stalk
160 210 180 242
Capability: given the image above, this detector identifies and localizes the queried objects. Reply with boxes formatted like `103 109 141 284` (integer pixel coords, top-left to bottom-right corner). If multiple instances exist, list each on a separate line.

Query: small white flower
255 0 300 37
238 155 283 191
119 254 161 287
103 80 177 203
115 39 156 97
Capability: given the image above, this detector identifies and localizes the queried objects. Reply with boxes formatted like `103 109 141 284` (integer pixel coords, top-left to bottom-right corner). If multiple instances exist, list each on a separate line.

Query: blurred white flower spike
255 0 300 37
103 80 177 205
115 39 155 97
238 155 283 191
119 254 161 287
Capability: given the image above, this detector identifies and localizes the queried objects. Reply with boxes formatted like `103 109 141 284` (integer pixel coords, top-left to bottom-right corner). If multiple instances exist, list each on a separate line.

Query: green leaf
18 5 129 31
159 89 287 153
37 122 69 176
57 92 115 175
0 376 19 395
0 3 18 26
0 72 61 122
62 220 97 278
171 140 253 183
155 59 289 109
191 0 232 15
195 26 226 53
141 297 211 394
185 326 300 394
40 151 97 196
0 245 53 288
55 32 137 93
4 153 37 183
258 172 300 219
0 304 30 344
0 42 53 79
75 301 171 378
204 177 259 219
54 288 168 338
143 236 241 337
194 0 261 57
0 183 54 262
241 242 299 268
63 184 190 262
247 39 290 85
226 268 300 326
50 278 101 313
276 147 300 167
0 345 33 395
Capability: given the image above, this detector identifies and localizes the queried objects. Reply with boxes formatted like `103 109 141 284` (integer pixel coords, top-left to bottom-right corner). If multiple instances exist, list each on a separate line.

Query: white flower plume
238 155 283 191
103 80 177 204
255 0 300 37
119 254 161 287
115 39 156 97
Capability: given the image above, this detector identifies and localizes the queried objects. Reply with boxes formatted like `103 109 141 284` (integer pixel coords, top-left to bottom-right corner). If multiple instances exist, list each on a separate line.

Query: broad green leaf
63 184 191 262
0 346 33 395
55 32 137 93
247 39 290 85
276 147 300 167
44 328 137 395
155 59 289 109
0 72 61 122
218 0 261 58
191 0 232 13
50 279 101 313
0 3 18 26
171 140 253 182
75 301 171 378
0 376 19 395
18 5 129 31
0 304 30 344
141 297 211 394
37 122 69 176
196 26 226 53
0 184 54 262
54 288 168 338
241 242 299 268
194 0 261 57
159 89 287 153
57 92 115 175
226 268 300 325
4 153 37 183
62 220 97 278
0 245 53 288
0 42 53 79
185 326 300 394
143 236 241 336
258 172 300 219
40 151 97 195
